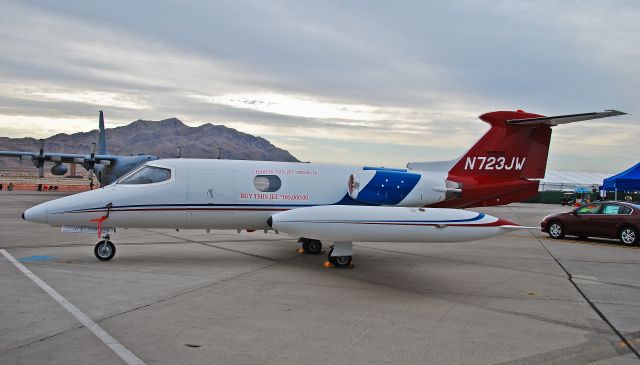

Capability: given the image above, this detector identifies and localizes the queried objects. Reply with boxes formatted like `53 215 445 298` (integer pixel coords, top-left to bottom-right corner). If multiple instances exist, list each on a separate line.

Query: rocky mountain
0 118 298 168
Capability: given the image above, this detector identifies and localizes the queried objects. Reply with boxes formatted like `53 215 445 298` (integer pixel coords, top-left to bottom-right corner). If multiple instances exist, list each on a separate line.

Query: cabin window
253 175 281 192
119 166 171 185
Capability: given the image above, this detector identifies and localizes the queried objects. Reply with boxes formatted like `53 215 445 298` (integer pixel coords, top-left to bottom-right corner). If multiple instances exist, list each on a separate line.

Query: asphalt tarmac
1 192 639 364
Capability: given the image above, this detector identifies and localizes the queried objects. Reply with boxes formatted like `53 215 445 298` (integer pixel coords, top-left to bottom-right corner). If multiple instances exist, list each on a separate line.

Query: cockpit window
119 166 171 185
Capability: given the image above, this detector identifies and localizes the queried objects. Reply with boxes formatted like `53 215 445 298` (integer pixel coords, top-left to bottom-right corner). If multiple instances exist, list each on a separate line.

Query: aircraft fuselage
28 158 439 230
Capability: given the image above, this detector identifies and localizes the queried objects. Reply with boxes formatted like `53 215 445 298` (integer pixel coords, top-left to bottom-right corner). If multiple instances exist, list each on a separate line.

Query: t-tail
409 109 626 208
97 110 107 155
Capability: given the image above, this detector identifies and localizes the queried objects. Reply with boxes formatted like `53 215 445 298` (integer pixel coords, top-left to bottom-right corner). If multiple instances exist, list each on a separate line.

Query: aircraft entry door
187 169 236 229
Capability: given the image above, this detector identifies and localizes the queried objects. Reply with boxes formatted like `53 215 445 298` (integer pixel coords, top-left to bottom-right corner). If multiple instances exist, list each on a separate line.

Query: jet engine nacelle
348 168 460 206
50 163 68 176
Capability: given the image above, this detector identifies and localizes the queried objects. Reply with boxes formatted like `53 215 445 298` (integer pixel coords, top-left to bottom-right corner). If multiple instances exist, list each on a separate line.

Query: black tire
302 239 322 254
548 221 565 239
327 247 352 267
619 226 639 246
94 241 116 261
329 255 352 268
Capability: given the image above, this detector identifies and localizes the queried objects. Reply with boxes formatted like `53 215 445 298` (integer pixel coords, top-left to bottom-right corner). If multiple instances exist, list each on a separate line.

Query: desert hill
0 118 298 168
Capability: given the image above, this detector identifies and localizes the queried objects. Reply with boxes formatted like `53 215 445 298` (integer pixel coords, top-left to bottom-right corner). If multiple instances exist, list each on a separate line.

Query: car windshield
119 166 171 185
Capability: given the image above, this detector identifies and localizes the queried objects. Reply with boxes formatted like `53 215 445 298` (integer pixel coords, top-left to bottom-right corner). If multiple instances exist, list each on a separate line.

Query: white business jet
22 109 626 267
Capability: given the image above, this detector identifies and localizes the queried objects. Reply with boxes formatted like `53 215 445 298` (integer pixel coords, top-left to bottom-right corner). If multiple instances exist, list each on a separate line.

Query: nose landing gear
94 235 116 261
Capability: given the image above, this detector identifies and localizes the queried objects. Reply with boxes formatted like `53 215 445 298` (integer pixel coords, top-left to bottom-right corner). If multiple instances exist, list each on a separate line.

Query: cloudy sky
0 0 638 172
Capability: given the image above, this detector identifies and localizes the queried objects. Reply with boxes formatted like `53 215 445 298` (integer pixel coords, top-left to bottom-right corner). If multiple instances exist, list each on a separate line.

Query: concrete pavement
0 192 638 364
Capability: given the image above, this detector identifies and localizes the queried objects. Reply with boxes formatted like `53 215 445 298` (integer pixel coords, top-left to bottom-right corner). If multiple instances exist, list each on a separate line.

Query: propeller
87 142 97 182
32 139 45 178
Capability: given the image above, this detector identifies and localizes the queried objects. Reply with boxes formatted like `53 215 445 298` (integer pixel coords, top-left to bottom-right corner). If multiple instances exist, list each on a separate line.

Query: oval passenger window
253 175 281 192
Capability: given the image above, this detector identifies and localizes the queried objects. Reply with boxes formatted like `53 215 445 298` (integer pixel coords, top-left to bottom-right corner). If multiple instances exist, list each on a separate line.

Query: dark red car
541 201 640 245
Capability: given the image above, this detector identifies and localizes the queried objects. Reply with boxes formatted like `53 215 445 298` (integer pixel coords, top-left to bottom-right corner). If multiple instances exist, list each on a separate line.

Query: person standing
7 182 14 191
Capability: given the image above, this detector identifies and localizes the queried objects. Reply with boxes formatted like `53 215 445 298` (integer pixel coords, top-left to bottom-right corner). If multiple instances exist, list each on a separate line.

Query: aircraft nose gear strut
324 241 353 268
91 203 116 261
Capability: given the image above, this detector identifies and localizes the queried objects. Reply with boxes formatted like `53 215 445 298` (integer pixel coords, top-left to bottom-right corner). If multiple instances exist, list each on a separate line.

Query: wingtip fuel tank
270 205 525 243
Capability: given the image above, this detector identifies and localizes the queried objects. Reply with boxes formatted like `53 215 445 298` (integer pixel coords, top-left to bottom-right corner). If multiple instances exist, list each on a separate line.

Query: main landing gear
297 238 353 268
94 234 116 261
326 241 353 268
297 237 323 255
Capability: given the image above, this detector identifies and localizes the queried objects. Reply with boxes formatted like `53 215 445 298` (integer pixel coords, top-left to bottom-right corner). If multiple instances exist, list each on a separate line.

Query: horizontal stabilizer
506 110 626 126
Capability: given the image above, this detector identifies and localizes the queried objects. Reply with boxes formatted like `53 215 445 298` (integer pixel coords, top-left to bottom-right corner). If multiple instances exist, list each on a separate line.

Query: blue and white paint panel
348 168 450 206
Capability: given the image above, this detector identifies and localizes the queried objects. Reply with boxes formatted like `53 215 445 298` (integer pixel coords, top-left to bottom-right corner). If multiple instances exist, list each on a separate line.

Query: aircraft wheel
94 241 116 261
302 239 322 254
548 222 565 239
327 247 352 268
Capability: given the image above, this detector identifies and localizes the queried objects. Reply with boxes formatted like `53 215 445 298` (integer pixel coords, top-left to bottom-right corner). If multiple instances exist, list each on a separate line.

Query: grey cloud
0 0 638 170
17 0 638 109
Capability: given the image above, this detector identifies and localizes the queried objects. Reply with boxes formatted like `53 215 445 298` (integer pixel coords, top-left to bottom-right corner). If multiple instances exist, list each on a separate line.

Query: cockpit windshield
118 166 171 185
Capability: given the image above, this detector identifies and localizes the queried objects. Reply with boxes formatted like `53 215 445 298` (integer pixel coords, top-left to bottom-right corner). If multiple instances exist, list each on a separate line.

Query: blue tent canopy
602 162 640 190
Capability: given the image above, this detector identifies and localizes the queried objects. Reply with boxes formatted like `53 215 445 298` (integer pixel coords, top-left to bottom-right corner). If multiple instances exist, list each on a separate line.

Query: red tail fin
448 110 552 180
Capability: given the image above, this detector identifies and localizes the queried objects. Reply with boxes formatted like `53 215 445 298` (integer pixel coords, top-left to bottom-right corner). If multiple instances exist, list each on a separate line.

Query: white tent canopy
536 170 609 192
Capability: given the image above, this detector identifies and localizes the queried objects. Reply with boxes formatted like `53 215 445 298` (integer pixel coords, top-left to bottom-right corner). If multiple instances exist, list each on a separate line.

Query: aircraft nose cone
23 204 47 224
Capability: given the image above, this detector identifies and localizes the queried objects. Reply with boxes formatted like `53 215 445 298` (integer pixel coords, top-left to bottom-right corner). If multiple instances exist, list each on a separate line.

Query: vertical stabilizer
447 111 552 180
97 110 107 155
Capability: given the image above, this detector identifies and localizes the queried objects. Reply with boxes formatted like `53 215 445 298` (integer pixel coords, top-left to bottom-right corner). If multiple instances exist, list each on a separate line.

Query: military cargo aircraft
0 111 158 185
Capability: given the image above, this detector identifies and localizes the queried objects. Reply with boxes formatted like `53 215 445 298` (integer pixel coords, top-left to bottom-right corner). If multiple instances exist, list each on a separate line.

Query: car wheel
619 227 639 246
548 221 565 239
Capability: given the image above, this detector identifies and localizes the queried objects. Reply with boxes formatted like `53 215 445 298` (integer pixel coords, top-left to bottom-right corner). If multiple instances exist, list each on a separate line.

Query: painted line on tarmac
0 249 145 365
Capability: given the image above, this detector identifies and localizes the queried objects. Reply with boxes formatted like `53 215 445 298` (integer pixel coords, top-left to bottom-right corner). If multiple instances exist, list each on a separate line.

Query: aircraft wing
0 151 117 165
506 110 626 126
